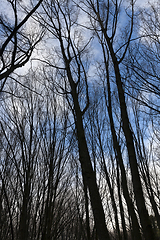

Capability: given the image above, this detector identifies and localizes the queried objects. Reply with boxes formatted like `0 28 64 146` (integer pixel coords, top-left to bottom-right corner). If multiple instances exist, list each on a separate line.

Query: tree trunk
64 60 111 240
107 41 156 240
117 166 128 240
104 66 142 240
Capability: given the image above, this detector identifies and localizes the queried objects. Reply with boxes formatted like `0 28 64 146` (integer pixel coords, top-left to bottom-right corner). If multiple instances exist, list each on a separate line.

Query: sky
0 0 158 81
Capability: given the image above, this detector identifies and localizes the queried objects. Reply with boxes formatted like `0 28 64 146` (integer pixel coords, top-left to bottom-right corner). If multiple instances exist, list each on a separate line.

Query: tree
34 0 112 239
0 72 76 240
82 0 156 239
1 0 160 239
0 0 44 92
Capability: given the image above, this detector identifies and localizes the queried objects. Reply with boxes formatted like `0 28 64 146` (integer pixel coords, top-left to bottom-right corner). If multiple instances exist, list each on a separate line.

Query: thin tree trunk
83 176 91 240
95 107 122 239
107 41 156 240
117 166 128 240
104 62 142 240
19 181 30 240
103 160 122 240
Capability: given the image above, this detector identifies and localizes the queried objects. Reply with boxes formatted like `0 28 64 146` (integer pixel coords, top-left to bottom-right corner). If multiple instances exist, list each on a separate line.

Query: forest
0 0 160 239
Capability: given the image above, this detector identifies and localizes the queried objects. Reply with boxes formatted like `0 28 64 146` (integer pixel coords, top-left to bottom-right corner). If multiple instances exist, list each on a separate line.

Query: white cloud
136 0 158 8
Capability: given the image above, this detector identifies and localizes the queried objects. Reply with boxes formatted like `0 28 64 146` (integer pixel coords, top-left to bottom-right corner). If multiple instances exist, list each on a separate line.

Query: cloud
136 0 157 8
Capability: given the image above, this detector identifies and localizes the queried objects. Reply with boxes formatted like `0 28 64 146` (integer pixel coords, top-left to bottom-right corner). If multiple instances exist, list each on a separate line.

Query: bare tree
82 0 156 239
0 0 44 92
1 1 160 239
34 0 112 239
